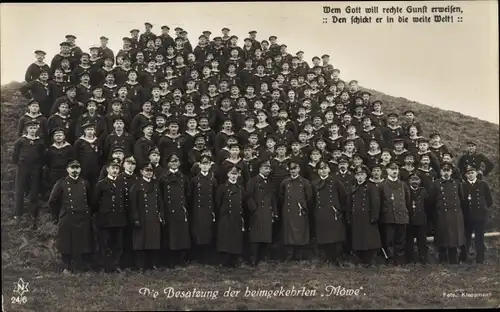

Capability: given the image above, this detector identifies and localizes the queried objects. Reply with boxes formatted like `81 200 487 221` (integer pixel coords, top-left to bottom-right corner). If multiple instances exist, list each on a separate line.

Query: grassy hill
1 82 499 310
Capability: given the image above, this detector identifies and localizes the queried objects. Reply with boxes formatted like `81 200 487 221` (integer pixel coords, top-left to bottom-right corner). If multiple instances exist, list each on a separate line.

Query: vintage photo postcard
1 1 498 310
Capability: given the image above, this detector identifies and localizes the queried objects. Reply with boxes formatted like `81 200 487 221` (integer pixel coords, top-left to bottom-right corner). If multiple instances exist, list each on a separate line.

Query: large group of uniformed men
15 22 495 273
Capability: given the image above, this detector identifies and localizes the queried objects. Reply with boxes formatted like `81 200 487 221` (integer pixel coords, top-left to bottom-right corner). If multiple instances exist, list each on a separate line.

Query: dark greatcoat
246 174 277 243
347 180 382 251
312 176 348 244
160 170 191 250
279 176 312 246
428 178 466 247
49 176 94 255
188 172 217 245
129 177 164 250
216 181 245 254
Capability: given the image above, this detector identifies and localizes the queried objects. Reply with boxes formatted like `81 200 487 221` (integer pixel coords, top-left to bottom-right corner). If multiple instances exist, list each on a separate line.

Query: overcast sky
1 1 498 123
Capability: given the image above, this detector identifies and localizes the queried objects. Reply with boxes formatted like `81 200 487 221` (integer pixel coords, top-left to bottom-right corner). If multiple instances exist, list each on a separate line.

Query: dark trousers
343 224 353 254
14 164 42 218
250 242 271 265
356 249 376 265
169 249 189 267
98 227 124 271
382 223 407 264
190 243 213 264
135 250 159 270
319 242 344 264
120 225 135 269
460 219 486 263
405 224 428 263
439 247 458 264
283 245 309 262
61 253 92 272
219 252 240 267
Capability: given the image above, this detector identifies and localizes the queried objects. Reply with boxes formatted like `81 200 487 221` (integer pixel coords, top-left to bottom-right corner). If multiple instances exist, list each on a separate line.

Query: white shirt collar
468 178 477 184
387 176 399 182
200 171 209 176
259 173 267 179
107 175 117 181
142 177 151 182
170 169 178 174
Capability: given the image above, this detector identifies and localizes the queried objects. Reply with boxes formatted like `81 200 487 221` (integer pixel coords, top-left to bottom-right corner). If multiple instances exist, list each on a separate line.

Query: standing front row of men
13 24 496 273
44 142 492 273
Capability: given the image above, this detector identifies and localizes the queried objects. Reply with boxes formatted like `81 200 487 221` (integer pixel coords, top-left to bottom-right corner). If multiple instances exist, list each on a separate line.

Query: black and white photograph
1 1 499 310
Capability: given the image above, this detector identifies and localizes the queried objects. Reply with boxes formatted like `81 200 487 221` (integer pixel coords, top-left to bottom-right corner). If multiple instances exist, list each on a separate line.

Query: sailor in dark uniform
25 50 51 82
459 166 493 264
12 120 46 223
49 160 94 273
129 162 165 271
93 158 128 272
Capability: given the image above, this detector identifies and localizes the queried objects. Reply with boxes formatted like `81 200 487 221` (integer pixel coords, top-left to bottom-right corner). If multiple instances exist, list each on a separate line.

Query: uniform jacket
460 179 493 222
93 176 127 227
408 186 428 226
378 178 411 224
12 135 45 166
457 153 495 177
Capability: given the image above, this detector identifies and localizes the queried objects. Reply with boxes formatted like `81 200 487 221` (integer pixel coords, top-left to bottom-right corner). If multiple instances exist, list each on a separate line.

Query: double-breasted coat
246 174 278 243
129 177 164 250
428 178 466 247
279 176 312 246
311 176 348 244
93 176 127 228
160 170 191 250
49 176 94 255
460 179 493 222
216 181 245 254
188 172 217 245
347 181 382 251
